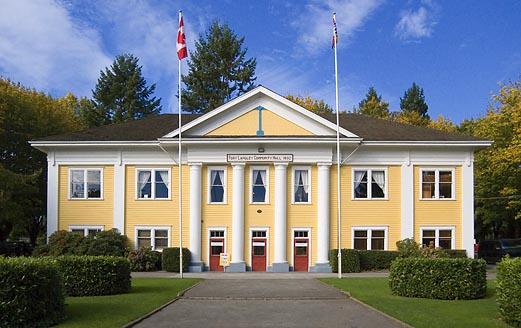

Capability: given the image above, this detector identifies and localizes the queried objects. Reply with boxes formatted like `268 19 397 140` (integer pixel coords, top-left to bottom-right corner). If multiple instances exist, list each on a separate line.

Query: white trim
351 167 389 200
113 164 125 234
249 166 270 204
461 161 475 258
207 166 228 204
47 161 59 240
134 226 171 251
249 227 270 271
207 227 227 270
69 225 104 236
291 227 311 271
351 226 389 250
401 164 414 239
135 168 172 200
420 226 456 249
419 168 456 200
68 167 104 200
292 166 312 204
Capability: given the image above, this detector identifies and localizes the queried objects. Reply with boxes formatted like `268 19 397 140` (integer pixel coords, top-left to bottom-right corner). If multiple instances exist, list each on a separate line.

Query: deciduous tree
353 87 390 119
286 94 333 115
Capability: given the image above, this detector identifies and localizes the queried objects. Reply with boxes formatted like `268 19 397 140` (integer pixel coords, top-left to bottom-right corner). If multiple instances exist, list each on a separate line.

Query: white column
401 161 414 239
316 163 331 266
189 163 202 265
46 153 58 241
273 163 289 271
230 163 246 270
462 154 475 258
113 163 125 234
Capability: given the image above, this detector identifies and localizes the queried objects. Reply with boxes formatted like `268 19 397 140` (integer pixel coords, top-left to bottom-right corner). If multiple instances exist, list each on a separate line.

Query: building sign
219 253 230 267
227 154 293 162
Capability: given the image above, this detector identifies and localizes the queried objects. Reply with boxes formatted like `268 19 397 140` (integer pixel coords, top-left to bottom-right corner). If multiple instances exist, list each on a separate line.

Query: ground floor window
135 226 170 251
421 227 455 249
69 225 103 237
352 227 388 250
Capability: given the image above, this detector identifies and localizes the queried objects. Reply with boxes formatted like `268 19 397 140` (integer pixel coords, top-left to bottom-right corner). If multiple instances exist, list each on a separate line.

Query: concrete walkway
130 275 409 328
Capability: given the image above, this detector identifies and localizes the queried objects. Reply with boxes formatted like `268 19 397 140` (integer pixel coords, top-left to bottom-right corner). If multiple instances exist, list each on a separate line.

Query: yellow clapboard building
31 86 490 272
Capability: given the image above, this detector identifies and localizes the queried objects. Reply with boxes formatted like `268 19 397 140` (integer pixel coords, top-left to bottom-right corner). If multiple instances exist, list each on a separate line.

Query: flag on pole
177 14 188 60
332 14 338 48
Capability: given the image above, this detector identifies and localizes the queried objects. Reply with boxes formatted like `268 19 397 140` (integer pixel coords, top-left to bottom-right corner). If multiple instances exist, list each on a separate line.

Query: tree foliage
353 86 390 119
399 82 429 124
182 20 257 113
286 94 333 115
89 54 161 127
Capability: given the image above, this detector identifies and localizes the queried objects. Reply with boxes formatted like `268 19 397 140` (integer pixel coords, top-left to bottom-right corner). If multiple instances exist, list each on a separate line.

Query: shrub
0 257 65 327
396 238 421 257
329 249 360 273
162 247 191 272
0 241 34 257
389 257 486 300
358 250 399 271
445 249 468 258
45 230 90 256
55 256 131 296
497 256 521 326
86 229 128 257
128 247 162 271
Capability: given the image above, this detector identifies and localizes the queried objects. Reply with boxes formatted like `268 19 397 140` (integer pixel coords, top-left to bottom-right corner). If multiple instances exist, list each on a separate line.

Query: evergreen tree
399 82 429 120
354 86 390 119
182 20 257 113
90 54 161 126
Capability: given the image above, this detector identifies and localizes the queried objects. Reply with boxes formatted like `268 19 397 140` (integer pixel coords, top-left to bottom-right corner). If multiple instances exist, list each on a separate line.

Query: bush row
389 257 487 300
329 249 400 272
162 247 191 272
0 257 65 328
497 257 521 326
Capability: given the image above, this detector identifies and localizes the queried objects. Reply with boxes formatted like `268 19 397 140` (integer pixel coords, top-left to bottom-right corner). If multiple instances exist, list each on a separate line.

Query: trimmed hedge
497 257 521 326
0 257 65 327
162 247 191 272
389 257 486 300
358 250 399 271
55 256 131 296
128 247 162 271
445 249 468 258
329 249 360 273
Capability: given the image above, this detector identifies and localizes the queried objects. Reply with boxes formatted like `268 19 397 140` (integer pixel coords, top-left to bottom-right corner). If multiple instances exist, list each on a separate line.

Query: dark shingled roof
36 113 484 143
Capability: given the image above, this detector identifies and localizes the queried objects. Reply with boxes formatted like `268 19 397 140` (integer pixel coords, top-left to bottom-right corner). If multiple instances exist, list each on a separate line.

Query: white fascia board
361 140 492 148
158 137 363 144
30 141 160 153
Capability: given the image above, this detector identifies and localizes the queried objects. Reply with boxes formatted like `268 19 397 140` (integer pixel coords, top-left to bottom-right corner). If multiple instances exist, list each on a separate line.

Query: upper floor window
293 167 311 204
69 168 103 199
421 169 454 200
209 167 226 203
137 169 170 199
353 169 386 199
251 167 269 203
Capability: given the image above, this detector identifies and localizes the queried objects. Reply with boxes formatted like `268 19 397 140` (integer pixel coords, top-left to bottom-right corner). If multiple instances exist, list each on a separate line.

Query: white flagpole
333 12 342 279
178 10 183 278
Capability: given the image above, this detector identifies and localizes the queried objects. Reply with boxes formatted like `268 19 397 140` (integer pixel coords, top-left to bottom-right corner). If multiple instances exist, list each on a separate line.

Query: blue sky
1 0 520 123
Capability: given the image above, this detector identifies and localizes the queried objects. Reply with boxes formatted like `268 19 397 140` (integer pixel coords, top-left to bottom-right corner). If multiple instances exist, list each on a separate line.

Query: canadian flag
177 13 187 60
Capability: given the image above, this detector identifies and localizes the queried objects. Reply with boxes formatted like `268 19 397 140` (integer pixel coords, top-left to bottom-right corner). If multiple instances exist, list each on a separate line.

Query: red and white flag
177 13 188 60
332 14 338 48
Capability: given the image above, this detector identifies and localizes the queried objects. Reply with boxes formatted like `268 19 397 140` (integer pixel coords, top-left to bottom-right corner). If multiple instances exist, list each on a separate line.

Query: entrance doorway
209 230 225 271
293 230 309 272
251 230 267 271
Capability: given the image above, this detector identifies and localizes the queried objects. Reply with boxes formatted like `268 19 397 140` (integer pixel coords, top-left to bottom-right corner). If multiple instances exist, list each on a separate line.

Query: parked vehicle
478 239 521 263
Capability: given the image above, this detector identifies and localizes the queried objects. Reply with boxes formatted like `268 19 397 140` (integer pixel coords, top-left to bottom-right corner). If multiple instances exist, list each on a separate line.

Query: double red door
210 238 224 271
294 238 309 271
251 238 267 271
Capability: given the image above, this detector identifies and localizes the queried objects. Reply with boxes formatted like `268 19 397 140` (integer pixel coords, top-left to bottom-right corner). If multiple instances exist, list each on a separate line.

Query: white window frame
208 166 227 204
420 168 456 200
250 166 270 204
420 226 456 249
68 225 104 236
207 227 227 268
292 166 312 204
351 226 389 250
134 226 171 251
352 168 388 200
135 168 171 200
68 168 103 200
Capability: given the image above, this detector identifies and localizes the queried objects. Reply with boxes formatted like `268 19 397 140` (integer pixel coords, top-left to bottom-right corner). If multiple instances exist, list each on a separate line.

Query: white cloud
0 0 111 97
394 2 439 42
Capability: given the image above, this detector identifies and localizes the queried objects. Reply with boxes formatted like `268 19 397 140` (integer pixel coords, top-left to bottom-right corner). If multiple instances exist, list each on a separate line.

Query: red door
210 238 224 271
252 238 267 271
294 239 309 272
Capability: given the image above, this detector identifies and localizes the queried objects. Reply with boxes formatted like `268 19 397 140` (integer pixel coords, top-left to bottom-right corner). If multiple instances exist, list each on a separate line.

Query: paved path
131 278 408 328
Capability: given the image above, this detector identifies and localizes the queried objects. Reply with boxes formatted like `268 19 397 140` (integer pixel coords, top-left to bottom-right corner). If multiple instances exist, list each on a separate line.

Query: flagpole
333 12 342 279
178 10 183 279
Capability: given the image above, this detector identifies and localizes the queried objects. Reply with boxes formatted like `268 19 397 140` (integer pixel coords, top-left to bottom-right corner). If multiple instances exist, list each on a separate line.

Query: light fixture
258 147 265 153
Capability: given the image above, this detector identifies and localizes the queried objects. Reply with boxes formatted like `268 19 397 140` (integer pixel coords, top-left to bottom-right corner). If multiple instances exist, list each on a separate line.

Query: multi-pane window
421 227 454 249
69 225 103 237
136 227 170 251
137 169 170 199
352 228 387 250
209 168 226 203
293 168 310 203
69 168 102 199
353 169 386 199
421 169 454 200
252 230 267 238
251 168 268 203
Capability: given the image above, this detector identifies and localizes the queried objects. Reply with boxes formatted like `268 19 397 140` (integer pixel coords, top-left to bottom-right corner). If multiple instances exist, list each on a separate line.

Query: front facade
32 86 490 272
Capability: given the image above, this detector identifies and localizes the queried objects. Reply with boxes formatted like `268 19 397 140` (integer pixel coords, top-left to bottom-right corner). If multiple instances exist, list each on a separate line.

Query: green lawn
320 278 509 328
56 278 201 328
